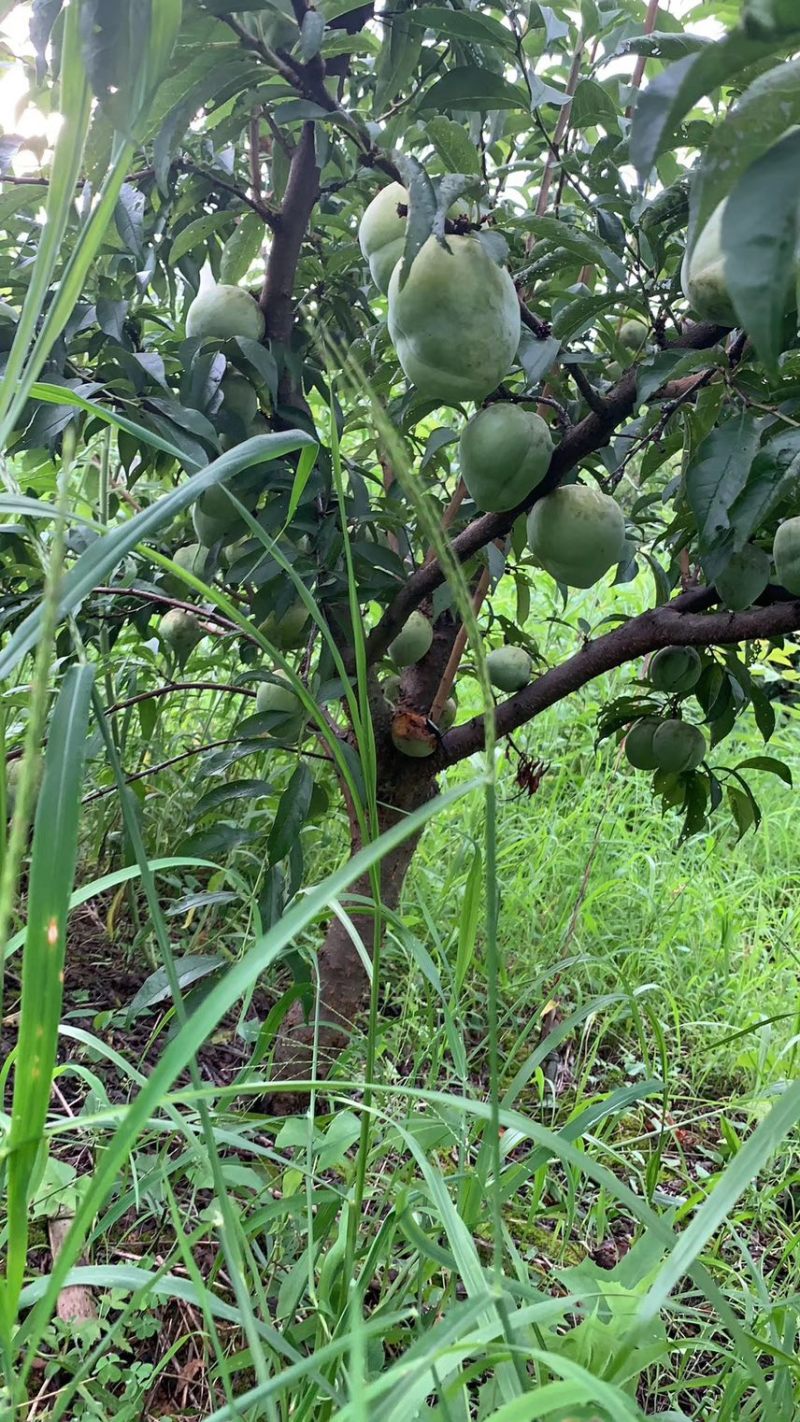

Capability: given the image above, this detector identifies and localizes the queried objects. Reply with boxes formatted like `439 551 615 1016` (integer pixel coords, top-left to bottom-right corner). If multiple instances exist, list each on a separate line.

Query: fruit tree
2 0 800 1131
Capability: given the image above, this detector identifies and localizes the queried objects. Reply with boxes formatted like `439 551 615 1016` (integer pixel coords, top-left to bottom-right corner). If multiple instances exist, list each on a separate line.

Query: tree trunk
269 763 436 1113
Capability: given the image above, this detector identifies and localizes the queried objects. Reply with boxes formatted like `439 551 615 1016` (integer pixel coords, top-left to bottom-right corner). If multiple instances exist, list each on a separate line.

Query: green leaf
374 11 422 113
5 665 94 1306
727 428 800 547
454 848 482 993
736 755 792 786
170 211 235 265
636 347 719 406
426 115 482 176
394 154 436 289
721 129 800 371
418 66 528 114
685 417 760 563
220 211 265 285
689 59 800 252
520 215 626 284
407 6 516 53
630 30 783 178
0 431 315 683
268 764 313 865
300 7 325 61
516 330 561 385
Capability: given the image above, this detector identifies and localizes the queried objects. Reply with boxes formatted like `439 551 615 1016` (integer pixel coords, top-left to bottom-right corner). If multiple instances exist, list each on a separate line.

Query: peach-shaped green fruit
486 645 532 693
624 718 662 771
193 499 247 547
221 372 258 425
186 284 266 342
773 517 800 594
391 724 436 758
714 544 771 610
159 608 202 659
459 404 553 513
681 203 736 326
389 610 433 667
171 543 207 581
259 601 310 650
437 696 457 732
618 318 649 350
256 674 305 742
358 182 408 296
652 719 706 773
358 184 469 296
383 673 402 705
527 484 626 589
649 646 701 694
387 235 520 405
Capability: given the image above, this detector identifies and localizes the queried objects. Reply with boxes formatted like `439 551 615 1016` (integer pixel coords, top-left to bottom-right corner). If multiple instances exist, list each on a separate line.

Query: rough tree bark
219 13 800 1111
270 761 436 1112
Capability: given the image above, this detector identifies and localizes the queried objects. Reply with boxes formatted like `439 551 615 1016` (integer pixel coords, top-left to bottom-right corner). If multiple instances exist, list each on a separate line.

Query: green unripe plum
459 404 553 513
159 608 203 660
308 779 330 819
649 645 702 694
438 697 457 732
221 372 258 425
5 756 42 815
618 317 649 351
391 722 436 758
651 719 707 773
358 182 408 296
527 484 627 589
714 544 771 610
196 479 258 525
383 673 402 705
389 610 433 667
681 203 736 326
624 718 662 771
387 235 520 405
258 601 310 649
773 517 800 594
172 543 207 577
358 183 469 296
193 501 241 547
256 674 305 742
186 284 266 342
486 645 532 693
606 360 623 381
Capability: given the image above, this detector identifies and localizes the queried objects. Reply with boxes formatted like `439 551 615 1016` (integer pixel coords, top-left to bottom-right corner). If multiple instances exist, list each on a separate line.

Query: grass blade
2 665 94 1314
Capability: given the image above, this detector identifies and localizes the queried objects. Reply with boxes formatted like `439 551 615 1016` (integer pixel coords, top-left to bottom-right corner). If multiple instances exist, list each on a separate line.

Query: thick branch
363 320 727 668
260 122 320 348
441 589 800 764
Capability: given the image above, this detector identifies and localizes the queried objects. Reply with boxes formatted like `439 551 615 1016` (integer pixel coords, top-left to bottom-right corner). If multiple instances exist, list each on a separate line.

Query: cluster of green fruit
625 647 707 775
382 604 537 757
359 185 629 591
